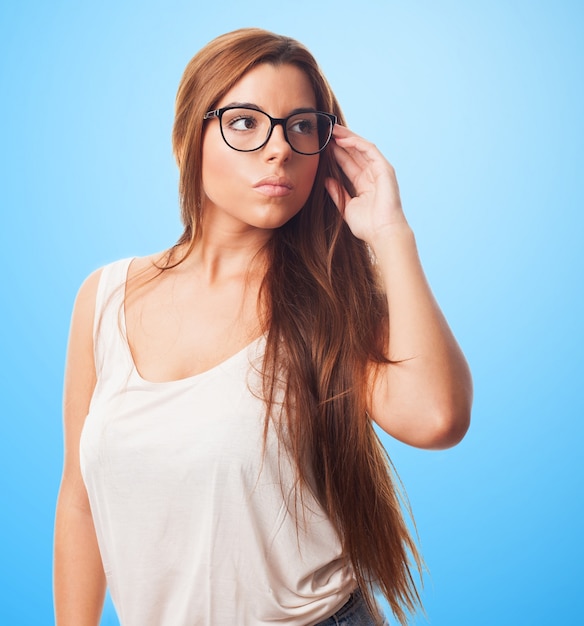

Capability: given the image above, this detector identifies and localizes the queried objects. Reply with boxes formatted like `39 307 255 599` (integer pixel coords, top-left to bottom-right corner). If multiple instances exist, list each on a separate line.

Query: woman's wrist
367 221 416 263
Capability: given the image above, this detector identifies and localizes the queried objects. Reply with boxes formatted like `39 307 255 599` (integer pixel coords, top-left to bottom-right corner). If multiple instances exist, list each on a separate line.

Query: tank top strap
92 257 134 379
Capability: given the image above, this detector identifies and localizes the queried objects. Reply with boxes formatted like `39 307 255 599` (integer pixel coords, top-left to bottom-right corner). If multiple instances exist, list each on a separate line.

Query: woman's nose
264 123 292 161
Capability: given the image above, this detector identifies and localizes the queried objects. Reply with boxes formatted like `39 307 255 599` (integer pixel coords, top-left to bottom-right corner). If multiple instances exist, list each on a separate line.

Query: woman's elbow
372 374 473 449
424 386 473 449
426 405 471 449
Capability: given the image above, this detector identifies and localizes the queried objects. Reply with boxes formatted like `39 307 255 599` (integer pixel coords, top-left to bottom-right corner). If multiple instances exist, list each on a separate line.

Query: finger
338 141 370 171
332 126 371 169
336 138 395 187
331 123 357 139
334 136 379 166
333 127 386 165
330 140 365 185
325 177 351 212
332 124 372 148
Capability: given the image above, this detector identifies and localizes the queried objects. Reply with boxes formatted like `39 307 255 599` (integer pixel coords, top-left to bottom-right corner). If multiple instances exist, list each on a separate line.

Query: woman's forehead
216 63 317 115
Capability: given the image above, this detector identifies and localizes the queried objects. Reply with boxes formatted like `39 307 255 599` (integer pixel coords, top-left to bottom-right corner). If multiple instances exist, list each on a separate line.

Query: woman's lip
254 184 293 197
253 176 293 197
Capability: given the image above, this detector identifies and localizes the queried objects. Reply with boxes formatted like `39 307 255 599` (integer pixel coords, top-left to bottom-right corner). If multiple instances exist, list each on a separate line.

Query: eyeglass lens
220 109 332 154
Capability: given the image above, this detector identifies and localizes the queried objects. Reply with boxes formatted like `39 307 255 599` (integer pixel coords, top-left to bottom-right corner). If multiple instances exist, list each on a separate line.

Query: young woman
54 28 472 626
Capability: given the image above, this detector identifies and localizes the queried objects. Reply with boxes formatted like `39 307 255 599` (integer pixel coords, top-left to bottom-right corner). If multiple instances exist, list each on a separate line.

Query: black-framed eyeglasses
203 106 337 155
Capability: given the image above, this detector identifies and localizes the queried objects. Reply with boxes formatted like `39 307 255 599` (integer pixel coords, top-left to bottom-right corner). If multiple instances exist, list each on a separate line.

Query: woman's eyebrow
223 101 262 110
288 107 318 115
222 102 319 116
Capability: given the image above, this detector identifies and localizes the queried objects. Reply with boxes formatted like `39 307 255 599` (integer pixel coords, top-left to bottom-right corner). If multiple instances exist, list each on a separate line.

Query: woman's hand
325 124 408 245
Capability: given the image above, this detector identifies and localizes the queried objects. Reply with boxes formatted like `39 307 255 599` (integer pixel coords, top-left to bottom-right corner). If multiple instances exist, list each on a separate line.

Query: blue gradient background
1 1 582 624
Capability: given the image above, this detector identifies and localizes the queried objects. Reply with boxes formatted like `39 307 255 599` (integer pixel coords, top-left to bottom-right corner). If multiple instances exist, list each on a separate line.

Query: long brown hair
171 28 423 623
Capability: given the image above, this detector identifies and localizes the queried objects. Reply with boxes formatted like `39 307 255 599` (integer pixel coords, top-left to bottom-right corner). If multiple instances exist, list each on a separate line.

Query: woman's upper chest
124 260 263 384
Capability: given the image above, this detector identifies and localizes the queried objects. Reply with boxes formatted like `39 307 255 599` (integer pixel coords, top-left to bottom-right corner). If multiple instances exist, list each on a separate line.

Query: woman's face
201 63 320 235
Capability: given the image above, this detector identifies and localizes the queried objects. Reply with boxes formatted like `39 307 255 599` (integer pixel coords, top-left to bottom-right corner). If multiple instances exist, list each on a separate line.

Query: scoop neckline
118 257 265 387
126 334 264 387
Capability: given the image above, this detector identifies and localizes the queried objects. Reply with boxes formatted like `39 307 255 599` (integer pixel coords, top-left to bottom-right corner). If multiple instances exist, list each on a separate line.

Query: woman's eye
226 115 258 131
289 119 316 135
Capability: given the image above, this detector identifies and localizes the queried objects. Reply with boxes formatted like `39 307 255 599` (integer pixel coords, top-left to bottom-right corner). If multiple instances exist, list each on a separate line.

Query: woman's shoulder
75 258 130 303
68 251 169 353
81 249 172 292
72 252 162 315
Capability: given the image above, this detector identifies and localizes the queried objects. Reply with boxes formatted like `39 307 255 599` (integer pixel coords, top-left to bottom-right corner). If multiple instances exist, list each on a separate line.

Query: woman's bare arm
326 124 472 449
366 224 472 449
54 269 106 625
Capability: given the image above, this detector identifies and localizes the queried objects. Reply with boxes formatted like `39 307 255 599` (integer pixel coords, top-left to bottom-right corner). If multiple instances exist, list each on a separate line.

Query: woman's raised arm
326 124 473 449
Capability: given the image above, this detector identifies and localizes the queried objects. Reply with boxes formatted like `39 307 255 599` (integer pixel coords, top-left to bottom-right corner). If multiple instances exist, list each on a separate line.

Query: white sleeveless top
80 258 356 626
